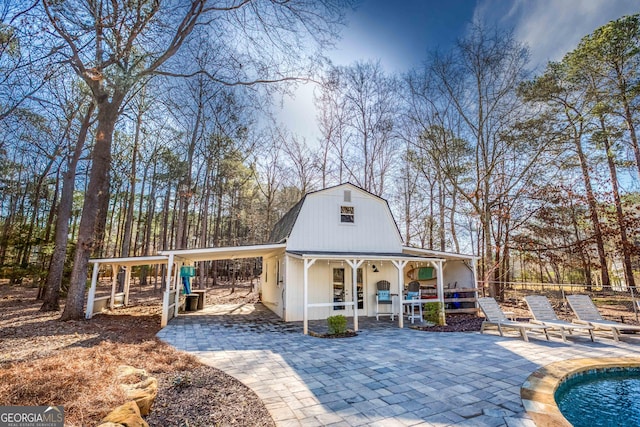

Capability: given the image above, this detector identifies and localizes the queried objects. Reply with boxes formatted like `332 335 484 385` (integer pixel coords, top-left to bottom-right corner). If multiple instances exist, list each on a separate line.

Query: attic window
340 206 354 223
344 190 351 202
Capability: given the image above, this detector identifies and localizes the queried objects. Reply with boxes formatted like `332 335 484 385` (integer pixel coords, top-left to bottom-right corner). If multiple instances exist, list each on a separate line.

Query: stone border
521 357 640 426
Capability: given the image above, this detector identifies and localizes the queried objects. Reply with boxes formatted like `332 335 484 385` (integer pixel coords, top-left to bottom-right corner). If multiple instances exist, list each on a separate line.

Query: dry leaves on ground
0 281 274 427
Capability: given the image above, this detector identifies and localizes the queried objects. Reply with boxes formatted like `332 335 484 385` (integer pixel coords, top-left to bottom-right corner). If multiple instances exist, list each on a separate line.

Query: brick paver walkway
157 303 640 426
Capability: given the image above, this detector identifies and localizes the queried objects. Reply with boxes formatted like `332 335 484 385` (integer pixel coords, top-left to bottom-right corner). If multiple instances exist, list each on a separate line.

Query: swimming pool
555 367 640 427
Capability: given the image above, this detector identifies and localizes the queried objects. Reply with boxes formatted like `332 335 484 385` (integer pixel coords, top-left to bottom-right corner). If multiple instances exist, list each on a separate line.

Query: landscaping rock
116 365 147 380
117 365 158 416
99 401 148 427
121 377 158 416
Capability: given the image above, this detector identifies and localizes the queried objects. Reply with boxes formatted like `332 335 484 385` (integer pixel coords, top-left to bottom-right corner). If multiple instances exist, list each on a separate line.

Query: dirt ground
0 279 273 427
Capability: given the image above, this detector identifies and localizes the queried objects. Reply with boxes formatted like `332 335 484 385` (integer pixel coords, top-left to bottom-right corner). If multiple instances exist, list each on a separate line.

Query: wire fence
482 281 640 323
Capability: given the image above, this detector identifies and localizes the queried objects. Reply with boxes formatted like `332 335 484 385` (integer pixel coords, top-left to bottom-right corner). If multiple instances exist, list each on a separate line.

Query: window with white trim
340 205 354 223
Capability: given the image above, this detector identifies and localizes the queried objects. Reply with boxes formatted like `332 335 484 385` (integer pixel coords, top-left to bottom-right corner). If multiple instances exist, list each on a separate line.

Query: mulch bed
308 330 358 338
411 314 484 332
147 366 274 427
0 281 275 427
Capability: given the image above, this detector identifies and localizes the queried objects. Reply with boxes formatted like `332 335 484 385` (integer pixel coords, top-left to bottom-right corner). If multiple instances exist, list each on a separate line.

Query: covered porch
85 255 168 319
286 251 449 335
158 243 287 326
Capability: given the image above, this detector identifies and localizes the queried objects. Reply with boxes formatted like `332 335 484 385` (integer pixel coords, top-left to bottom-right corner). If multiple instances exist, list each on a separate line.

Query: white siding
284 260 401 321
260 253 285 317
286 185 403 253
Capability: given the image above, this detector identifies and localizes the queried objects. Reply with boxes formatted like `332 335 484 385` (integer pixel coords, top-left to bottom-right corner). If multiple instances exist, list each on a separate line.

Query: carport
85 255 168 319
158 243 286 326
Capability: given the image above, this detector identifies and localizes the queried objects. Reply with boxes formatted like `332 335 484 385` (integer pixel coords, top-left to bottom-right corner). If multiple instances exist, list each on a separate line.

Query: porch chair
478 297 550 342
524 295 594 342
567 294 640 342
405 281 423 324
375 280 395 321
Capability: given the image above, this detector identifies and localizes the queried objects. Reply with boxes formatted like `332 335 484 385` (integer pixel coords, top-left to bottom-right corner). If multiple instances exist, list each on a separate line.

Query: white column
110 264 118 309
85 262 100 319
303 258 316 335
436 260 446 325
471 258 479 305
123 266 132 306
162 254 174 327
283 255 289 320
165 253 174 292
174 261 182 318
346 259 364 332
391 260 409 328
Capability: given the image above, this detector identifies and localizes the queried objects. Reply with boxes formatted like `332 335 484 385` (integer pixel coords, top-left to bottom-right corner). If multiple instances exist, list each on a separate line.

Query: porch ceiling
402 246 478 261
286 250 444 262
159 243 287 262
88 255 168 267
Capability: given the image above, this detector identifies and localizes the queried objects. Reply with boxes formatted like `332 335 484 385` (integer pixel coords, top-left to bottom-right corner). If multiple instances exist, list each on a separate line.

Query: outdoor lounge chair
524 295 594 342
566 294 640 342
478 297 550 342
405 281 423 324
375 280 395 321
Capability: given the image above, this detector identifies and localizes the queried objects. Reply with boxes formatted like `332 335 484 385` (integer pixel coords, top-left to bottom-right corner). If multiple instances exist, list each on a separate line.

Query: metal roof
268 197 305 243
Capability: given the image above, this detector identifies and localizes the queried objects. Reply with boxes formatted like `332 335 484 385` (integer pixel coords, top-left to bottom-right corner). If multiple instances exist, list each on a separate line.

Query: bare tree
315 61 400 195
40 0 351 320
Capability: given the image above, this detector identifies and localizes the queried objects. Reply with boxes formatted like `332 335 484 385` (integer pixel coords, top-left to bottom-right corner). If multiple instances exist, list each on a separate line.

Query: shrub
424 302 445 325
327 315 347 335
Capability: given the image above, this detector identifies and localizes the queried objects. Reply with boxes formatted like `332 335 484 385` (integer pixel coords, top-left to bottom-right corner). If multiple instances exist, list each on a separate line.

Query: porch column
303 258 317 335
110 264 118 310
391 260 409 328
346 259 364 332
166 255 174 291
435 260 446 325
471 258 479 305
174 260 182 318
161 253 174 328
123 266 132 306
85 262 100 319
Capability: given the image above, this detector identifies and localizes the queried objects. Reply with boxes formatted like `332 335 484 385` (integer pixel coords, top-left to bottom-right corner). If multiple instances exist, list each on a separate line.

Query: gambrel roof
268 197 305 244
267 182 401 246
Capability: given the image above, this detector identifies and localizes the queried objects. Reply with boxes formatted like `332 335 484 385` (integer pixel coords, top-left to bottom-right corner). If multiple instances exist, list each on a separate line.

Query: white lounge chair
524 295 594 342
566 294 640 342
478 297 549 342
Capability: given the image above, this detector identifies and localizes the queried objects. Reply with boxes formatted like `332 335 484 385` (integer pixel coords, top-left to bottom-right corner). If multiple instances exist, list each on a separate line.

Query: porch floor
159 303 640 426
177 302 400 334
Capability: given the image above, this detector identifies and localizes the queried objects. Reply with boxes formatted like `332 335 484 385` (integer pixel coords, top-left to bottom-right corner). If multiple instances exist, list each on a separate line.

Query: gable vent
344 190 351 202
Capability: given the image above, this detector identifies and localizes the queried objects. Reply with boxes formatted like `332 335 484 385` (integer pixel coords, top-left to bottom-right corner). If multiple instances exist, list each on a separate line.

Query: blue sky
279 0 639 143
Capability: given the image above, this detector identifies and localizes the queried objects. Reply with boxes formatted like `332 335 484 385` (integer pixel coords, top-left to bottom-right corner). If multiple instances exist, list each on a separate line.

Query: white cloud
475 0 639 69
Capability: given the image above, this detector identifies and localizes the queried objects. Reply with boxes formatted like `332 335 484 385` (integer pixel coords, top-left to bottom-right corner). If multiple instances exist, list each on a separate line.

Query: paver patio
157 303 640 426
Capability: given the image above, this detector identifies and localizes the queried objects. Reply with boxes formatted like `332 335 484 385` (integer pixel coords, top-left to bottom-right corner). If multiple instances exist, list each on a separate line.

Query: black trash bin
186 294 199 311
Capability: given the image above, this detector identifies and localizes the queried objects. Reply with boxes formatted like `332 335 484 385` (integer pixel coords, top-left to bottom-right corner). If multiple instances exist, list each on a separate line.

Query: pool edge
521 357 640 427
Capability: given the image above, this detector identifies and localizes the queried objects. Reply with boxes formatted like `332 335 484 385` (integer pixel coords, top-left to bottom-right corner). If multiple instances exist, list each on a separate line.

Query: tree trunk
120 110 141 259
450 185 460 253
620 88 640 181
61 103 116 321
117 107 142 292
600 116 635 288
574 133 610 287
569 197 592 287
41 103 94 312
